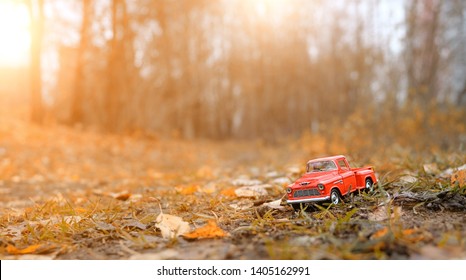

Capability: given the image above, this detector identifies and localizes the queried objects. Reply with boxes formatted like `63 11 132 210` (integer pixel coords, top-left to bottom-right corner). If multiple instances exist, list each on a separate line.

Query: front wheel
330 189 341 205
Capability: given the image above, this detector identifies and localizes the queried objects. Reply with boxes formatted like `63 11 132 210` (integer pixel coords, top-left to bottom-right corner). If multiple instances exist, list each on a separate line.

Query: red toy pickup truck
286 155 377 210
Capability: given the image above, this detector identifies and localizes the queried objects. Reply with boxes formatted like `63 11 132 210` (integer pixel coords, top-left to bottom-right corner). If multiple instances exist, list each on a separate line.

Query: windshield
306 160 337 172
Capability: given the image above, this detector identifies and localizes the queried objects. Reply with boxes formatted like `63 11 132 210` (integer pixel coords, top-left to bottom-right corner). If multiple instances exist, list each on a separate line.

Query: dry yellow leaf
7 244 41 255
176 184 199 195
371 227 428 243
371 227 388 239
182 220 228 240
220 187 236 197
400 228 431 242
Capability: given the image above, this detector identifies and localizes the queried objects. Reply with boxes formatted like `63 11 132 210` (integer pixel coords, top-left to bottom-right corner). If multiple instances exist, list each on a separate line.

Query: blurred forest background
1 0 465 156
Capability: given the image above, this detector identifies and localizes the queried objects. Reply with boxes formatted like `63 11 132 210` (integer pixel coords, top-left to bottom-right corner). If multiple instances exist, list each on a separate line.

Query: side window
338 160 349 170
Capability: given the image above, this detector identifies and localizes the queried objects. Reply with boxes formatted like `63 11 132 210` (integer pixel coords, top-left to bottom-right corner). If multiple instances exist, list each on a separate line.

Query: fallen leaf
234 184 270 197
7 244 41 255
440 164 466 178
370 227 429 242
262 198 286 210
6 244 57 255
182 220 228 240
220 187 236 197
371 227 389 239
400 228 431 242
114 191 131 201
451 170 466 187
176 184 199 195
155 213 190 239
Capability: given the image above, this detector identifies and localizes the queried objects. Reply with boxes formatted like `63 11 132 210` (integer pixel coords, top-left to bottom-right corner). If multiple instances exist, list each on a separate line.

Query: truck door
337 159 357 195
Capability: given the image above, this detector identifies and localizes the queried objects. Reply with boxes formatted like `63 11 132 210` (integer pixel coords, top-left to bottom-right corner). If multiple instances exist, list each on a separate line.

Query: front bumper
286 196 330 204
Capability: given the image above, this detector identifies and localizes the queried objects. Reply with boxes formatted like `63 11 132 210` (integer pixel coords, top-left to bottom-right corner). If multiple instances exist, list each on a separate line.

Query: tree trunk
70 0 92 125
27 0 44 124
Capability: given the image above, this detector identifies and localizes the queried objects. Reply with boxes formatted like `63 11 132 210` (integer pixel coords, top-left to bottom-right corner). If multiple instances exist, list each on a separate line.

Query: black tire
330 189 341 205
364 178 373 192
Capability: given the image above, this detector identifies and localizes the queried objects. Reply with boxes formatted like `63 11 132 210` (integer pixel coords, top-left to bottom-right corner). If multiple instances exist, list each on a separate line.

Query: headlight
317 184 325 190
286 187 292 193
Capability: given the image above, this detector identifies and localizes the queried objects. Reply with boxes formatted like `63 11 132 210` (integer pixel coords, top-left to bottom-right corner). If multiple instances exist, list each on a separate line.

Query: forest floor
0 117 465 260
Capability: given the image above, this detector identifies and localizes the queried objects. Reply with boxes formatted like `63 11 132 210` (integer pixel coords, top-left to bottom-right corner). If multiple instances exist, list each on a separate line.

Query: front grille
293 188 320 198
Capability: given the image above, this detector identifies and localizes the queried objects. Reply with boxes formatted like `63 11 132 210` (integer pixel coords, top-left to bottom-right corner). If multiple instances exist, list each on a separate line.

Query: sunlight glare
0 2 30 66
253 0 289 18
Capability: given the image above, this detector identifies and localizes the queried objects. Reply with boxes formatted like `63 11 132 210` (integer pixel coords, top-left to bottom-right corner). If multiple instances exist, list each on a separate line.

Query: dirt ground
0 119 465 260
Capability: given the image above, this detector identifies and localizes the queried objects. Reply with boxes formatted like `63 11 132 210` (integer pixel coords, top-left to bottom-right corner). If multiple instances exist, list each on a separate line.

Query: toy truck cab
286 155 377 210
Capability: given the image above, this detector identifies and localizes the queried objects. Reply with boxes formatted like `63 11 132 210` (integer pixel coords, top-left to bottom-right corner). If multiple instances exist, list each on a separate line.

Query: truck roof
306 155 345 164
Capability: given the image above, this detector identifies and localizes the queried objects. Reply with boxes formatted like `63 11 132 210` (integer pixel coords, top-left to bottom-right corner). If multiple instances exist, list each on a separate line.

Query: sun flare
0 2 30 66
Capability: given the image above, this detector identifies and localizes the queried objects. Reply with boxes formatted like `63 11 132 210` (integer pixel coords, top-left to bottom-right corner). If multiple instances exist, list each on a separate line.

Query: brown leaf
114 192 131 201
182 220 228 240
451 170 466 187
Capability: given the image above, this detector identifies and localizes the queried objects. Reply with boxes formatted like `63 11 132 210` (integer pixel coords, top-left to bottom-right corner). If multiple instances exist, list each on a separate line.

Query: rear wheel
365 178 373 192
330 189 341 205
